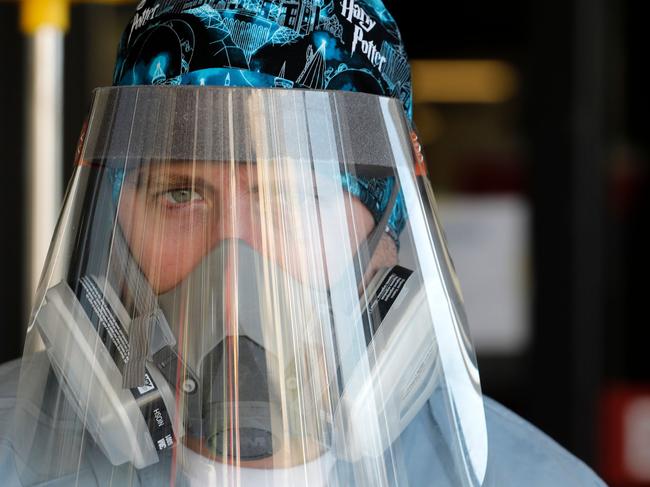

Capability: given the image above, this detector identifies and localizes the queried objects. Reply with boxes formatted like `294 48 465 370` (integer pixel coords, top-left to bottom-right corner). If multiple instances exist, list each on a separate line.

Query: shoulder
0 358 137 487
0 359 606 486
482 396 606 486
0 359 28 486
0 358 20 419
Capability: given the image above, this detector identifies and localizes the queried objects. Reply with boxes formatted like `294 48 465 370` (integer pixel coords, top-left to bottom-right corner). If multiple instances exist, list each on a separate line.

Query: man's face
116 161 389 468
117 161 377 293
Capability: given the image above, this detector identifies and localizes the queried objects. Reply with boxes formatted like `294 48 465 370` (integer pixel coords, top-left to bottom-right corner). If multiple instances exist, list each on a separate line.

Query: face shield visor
11 86 487 486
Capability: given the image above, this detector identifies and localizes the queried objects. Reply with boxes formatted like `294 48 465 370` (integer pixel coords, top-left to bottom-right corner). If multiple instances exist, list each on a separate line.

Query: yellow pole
20 0 69 324
20 0 69 34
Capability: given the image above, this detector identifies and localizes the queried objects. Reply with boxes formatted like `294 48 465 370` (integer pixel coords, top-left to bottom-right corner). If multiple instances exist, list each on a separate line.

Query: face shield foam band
14 86 487 487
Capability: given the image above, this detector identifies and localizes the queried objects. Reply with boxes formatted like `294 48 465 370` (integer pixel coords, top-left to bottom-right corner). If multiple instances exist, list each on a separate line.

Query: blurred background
0 0 648 484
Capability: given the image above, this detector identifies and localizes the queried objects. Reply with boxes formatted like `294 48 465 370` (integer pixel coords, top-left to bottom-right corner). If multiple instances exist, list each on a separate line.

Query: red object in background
600 385 650 486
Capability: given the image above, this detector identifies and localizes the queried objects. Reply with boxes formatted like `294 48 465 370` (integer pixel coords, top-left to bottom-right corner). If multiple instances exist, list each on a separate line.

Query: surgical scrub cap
113 0 412 242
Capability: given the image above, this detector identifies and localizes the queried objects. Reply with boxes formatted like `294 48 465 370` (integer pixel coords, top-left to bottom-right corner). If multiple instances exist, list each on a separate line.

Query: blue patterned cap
113 0 409 242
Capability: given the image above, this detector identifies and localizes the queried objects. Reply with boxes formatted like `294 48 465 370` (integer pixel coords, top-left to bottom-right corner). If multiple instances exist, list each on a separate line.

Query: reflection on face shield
158 240 335 464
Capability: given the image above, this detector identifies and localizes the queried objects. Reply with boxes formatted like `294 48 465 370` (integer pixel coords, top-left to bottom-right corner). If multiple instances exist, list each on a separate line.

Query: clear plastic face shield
12 87 487 486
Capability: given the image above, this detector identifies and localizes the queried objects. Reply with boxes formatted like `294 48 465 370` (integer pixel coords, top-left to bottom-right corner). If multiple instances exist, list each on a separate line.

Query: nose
214 185 260 251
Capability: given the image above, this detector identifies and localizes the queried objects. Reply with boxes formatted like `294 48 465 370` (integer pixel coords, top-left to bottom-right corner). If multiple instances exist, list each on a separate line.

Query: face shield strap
108 225 176 389
352 177 401 286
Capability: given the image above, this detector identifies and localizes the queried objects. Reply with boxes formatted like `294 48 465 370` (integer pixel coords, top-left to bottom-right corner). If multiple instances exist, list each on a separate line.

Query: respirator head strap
352 178 402 285
108 223 176 388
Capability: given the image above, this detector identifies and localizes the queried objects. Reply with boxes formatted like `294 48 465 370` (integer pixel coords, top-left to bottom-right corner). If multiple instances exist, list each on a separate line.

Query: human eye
158 187 205 207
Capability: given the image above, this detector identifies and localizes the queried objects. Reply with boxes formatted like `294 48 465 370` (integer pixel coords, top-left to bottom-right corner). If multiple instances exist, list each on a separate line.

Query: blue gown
0 358 605 486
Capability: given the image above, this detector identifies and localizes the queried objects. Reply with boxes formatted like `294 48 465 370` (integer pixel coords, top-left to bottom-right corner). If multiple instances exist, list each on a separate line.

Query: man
0 1 604 485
